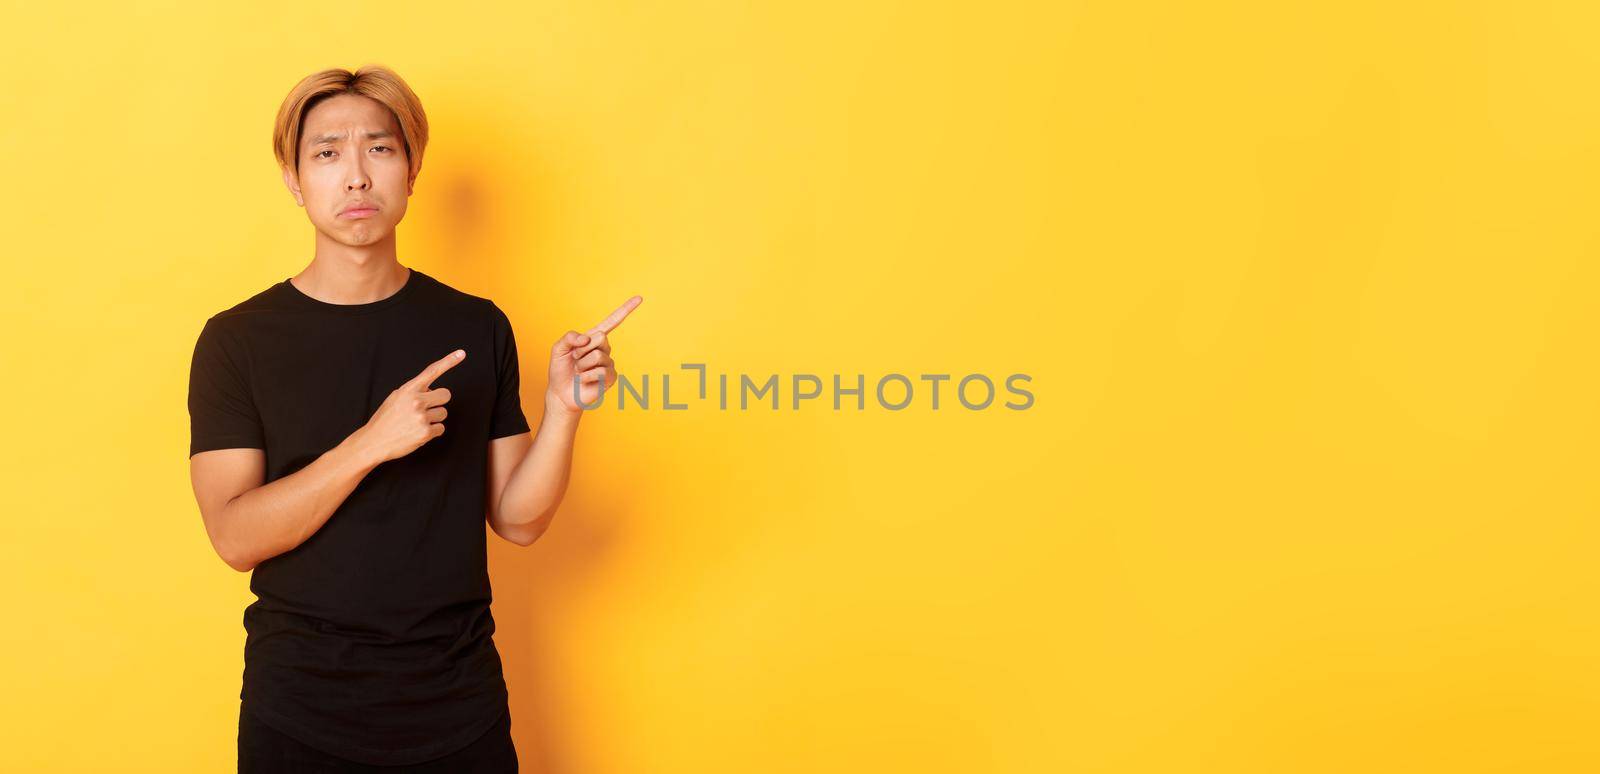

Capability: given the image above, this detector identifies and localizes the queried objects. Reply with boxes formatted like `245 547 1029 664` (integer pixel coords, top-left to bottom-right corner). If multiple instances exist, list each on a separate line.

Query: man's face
282 93 412 247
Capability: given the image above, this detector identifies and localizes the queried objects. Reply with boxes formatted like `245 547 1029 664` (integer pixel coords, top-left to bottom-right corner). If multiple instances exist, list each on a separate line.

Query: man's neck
292 233 409 305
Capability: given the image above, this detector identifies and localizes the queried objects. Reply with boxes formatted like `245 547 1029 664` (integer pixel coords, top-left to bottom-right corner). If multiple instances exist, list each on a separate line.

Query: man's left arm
486 296 640 546
485 399 579 546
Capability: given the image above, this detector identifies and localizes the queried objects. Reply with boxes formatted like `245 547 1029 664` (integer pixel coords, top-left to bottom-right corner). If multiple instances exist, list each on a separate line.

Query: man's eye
371 145 390 153
316 150 334 158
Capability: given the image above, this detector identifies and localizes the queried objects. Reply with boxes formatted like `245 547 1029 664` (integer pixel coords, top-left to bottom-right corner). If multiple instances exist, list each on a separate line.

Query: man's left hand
546 295 642 414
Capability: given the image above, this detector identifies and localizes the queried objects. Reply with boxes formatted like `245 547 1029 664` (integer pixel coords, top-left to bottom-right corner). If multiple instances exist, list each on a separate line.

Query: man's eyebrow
305 129 395 146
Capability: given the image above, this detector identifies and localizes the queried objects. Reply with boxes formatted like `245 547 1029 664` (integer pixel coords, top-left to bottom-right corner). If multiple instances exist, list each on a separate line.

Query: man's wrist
543 390 585 423
332 429 384 473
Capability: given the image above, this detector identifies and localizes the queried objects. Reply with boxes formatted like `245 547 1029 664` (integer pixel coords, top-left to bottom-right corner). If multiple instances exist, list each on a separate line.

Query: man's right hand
354 348 465 464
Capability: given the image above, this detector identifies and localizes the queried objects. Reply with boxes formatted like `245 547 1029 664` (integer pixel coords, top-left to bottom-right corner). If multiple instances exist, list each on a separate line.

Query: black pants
238 704 518 772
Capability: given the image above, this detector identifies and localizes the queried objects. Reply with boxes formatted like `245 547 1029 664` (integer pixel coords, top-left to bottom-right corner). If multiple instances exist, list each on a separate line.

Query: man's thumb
555 330 589 356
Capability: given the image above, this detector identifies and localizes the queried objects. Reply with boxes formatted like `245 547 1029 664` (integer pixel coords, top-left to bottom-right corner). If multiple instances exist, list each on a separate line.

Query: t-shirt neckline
282 267 423 315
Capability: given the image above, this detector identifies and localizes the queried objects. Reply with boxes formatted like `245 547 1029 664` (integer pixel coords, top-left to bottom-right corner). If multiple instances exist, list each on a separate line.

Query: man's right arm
188 347 467 572
189 432 381 573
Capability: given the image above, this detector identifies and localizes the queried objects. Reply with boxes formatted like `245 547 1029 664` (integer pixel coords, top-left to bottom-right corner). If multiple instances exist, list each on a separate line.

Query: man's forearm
219 432 383 571
494 395 583 538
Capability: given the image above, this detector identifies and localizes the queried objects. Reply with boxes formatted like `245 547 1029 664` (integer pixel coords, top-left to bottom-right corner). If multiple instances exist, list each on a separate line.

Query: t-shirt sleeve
187 316 266 457
490 304 532 439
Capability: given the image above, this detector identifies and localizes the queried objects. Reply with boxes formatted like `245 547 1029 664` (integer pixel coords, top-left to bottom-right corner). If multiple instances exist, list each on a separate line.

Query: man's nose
346 157 370 190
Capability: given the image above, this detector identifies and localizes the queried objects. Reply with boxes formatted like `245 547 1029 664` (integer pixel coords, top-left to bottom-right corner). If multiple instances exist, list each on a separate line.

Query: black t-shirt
186 267 531 765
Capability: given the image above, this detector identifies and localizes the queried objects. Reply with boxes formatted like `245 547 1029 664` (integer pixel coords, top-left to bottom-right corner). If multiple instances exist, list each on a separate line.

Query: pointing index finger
586 295 643 335
412 348 466 388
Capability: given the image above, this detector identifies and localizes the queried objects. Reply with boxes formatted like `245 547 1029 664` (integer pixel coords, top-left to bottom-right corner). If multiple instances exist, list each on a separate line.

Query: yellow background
1 1 1594 771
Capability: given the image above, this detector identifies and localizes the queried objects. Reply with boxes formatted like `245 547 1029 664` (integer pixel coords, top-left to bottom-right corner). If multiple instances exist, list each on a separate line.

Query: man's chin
317 223 394 246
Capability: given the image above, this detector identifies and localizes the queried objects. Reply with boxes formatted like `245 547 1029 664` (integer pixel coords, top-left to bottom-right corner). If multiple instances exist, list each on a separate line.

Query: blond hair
272 65 429 183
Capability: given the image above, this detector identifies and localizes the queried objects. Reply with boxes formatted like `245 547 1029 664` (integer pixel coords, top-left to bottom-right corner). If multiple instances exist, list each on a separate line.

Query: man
187 65 641 771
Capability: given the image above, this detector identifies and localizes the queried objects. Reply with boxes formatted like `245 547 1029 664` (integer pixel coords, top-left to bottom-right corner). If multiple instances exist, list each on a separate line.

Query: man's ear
281 165 304 207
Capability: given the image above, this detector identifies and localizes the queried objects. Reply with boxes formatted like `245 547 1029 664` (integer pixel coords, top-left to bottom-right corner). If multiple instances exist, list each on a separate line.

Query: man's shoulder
420 271 508 319
200 270 507 332
206 278 288 325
